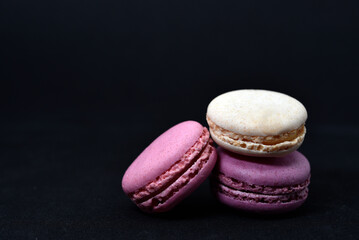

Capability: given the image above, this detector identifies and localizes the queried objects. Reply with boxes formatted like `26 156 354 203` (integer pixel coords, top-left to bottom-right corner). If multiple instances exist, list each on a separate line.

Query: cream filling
139 143 214 211
207 116 306 152
216 172 310 195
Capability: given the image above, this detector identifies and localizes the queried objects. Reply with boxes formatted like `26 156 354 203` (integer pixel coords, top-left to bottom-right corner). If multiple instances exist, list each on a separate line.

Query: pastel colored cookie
207 89 307 157
122 121 217 213
211 147 310 214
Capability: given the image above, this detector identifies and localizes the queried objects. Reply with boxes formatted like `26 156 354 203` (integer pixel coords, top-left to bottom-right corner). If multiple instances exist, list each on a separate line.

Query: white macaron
206 89 307 157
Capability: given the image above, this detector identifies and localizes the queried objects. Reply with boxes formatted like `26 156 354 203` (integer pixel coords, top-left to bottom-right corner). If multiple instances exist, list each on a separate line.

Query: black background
1 0 359 239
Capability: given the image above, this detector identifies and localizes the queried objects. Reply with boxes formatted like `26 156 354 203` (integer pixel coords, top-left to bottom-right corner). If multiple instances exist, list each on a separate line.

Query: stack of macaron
122 89 310 214
207 90 310 213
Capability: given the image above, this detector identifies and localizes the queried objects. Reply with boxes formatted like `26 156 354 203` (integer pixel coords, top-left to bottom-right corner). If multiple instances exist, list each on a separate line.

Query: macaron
206 89 307 157
122 121 217 213
211 147 310 213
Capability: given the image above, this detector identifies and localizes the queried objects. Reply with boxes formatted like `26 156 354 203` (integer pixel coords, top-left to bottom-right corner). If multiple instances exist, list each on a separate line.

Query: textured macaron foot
122 121 217 213
211 177 309 214
211 148 311 214
206 89 308 157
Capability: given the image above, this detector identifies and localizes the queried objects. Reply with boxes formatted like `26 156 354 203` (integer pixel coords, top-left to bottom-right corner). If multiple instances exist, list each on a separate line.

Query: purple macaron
211 147 310 214
122 121 217 213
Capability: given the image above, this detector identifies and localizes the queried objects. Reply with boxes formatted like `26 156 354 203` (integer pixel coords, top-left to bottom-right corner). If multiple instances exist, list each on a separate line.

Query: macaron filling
212 173 310 204
128 127 213 206
207 117 306 153
217 173 310 195
139 142 214 210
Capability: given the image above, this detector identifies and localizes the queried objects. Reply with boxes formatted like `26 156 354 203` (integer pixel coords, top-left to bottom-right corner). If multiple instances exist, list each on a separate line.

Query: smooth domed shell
207 89 307 136
216 147 311 187
122 121 204 193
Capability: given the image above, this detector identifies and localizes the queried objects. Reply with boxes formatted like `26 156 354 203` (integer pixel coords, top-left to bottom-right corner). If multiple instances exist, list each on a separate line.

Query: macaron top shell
207 89 307 136
216 147 310 187
122 121 203 193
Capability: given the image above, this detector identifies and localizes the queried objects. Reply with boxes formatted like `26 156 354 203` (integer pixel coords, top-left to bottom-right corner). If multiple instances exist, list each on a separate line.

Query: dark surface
1 0 359 239
1 114 359 239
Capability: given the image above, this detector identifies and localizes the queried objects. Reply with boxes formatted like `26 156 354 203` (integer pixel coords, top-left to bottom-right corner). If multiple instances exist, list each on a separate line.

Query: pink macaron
211 147 310 214
122 121 217 213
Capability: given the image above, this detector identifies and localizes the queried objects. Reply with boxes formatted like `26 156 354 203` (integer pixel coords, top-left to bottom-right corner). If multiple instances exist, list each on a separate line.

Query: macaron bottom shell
211 180 309 214
210 148 311 214
214 190 307 214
